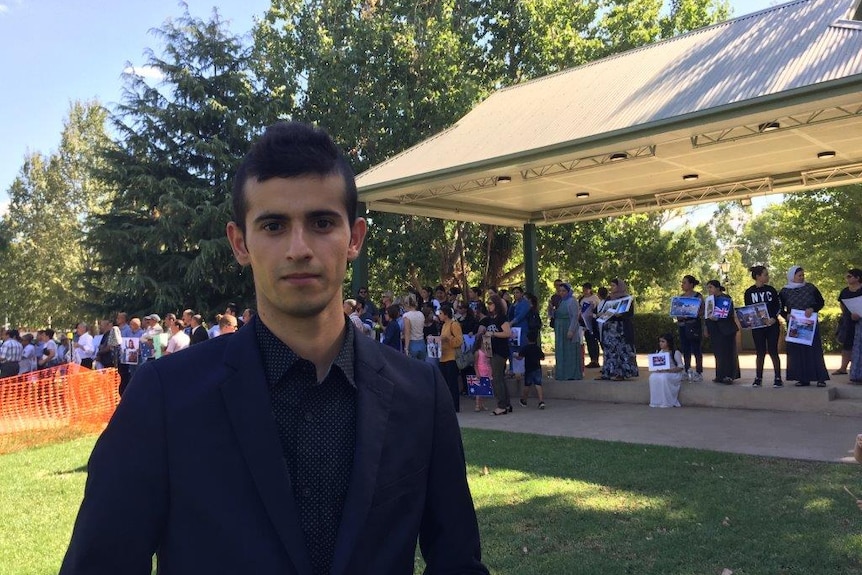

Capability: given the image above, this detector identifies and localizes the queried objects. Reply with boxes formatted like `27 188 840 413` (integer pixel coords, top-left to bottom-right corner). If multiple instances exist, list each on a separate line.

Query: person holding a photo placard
597 279 638 381
836 268 862 379
484 294 514 415
649 333 685 408
438 304 464 412
779 265 829 387
704 280 740 384
744 266 783 388
674 275 704 382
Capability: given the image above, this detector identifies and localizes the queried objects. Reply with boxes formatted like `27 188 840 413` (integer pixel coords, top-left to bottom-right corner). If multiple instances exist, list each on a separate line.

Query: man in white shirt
0 329 24 377
164 320 191 355
20 333 37 374
73 323 96 368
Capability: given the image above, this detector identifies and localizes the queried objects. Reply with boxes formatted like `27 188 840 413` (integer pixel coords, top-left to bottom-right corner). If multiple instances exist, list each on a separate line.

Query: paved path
456 392 861 464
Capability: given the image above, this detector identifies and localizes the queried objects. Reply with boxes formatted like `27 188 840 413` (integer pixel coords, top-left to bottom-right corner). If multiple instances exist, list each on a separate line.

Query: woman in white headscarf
778 265 829 386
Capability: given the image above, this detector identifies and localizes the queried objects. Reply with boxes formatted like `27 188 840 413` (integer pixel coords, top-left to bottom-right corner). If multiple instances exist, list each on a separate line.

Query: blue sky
0 0 781 211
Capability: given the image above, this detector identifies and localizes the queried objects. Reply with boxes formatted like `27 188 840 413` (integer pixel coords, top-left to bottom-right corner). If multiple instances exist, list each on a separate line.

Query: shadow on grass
463 428 862 575
52 464 88 476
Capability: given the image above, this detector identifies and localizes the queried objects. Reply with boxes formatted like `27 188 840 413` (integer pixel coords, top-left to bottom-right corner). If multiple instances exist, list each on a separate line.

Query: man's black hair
232 121 357 232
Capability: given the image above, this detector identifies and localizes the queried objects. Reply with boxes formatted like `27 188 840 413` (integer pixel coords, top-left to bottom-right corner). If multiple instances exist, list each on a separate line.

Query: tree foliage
1 101 111 328
737 187 862 300
83 9 281 318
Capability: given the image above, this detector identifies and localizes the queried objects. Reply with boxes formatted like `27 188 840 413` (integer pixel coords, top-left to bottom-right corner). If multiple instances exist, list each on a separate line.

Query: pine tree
86 9 284 318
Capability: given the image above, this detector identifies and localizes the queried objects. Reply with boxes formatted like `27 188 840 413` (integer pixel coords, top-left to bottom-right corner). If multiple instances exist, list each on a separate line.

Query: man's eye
313 219 335 230
262 222 283 232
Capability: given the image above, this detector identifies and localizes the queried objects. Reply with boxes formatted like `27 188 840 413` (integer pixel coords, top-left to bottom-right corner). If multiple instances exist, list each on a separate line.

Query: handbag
686 320 702 340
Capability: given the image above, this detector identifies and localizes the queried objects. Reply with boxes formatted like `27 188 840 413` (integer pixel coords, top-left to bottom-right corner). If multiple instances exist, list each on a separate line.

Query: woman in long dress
598 279 639 381
704 280 740 384
649 333 685 408
553 283 582 380
778 265 829 387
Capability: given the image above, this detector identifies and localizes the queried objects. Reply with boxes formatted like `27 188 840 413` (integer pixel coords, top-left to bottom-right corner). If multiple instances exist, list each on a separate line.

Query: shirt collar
255 315 356 388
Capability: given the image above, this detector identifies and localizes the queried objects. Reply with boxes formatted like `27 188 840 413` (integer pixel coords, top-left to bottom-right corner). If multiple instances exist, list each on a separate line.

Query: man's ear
346 217 367 262
226 221 250 266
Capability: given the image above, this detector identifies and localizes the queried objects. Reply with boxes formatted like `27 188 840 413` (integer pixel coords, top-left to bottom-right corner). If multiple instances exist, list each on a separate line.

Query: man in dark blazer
60 122 488 575
188 313 210 345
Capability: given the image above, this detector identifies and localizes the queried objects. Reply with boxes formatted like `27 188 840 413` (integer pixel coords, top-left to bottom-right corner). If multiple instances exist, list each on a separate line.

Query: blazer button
302 487 312 498
304 411 314 422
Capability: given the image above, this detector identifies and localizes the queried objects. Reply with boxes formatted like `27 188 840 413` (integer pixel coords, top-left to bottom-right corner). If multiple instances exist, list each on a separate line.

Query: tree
0 101 111 328
254 0 731 300
737 186 862 299
85 9 281 318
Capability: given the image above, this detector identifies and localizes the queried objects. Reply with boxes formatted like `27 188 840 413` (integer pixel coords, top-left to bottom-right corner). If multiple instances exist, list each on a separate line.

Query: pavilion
355 0 862 293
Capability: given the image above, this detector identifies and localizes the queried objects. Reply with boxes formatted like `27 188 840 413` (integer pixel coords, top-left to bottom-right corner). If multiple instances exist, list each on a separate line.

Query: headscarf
784 265 806 290
607 278 629 300
559 283 573 301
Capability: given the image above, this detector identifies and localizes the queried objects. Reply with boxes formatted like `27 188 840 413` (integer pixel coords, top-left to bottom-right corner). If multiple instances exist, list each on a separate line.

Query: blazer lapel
330 336 394 575
220 321 313 575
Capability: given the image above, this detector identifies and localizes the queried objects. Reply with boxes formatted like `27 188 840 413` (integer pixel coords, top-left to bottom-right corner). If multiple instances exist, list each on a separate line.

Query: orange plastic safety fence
0 364 120 442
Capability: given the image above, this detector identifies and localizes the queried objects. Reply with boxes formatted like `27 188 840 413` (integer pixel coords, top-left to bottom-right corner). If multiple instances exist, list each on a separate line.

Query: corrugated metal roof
357 0 862 189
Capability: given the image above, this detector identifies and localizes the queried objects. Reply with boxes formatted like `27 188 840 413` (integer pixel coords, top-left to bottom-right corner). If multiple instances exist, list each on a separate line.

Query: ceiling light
496 175 512 184
576 192 590 199
740 197 752 207
682 174 699 181
817 151 836 159
758 121 780 132
609 152 628 162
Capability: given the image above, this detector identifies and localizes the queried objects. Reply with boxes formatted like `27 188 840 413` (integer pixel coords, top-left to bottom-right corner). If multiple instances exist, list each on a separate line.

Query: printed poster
426 335 441 359
785 309 817 346
735 303 770 329
120 337 140 365
841 297 862 317
596 296 633 325
670 296 701 319
647 352 671 372
508 327 522 348
708 296 732 320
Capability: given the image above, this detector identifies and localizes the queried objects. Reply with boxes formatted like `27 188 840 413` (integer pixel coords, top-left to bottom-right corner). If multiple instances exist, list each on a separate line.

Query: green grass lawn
2 429 861 575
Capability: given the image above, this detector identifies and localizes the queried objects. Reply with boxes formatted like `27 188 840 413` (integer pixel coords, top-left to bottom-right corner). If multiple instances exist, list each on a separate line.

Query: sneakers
752 378 762 387
689 372 703 382
773 378 784 388
519 399 528 407
538 401 546 410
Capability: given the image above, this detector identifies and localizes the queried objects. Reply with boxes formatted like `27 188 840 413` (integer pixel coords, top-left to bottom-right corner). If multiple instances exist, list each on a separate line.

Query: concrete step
831 384 862 400
501 375 841 414
823 398 862 417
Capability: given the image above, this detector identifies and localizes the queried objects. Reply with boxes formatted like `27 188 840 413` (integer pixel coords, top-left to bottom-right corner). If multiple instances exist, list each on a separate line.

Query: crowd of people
648 265 862 409
0 305 255 393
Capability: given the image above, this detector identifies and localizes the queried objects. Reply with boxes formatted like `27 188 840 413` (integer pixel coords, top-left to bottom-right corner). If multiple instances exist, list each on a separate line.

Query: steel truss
691 103 862 147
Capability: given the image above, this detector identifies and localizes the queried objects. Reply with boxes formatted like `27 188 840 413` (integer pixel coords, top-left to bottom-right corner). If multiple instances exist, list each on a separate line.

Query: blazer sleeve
418 368 489 574
60 361 169 575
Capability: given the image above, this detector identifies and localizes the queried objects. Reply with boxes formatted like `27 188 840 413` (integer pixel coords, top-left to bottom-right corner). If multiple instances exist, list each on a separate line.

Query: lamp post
719 257 731 286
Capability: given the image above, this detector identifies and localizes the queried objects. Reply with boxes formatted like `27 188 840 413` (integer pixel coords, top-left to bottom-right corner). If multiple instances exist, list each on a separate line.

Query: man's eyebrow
251 209 345 224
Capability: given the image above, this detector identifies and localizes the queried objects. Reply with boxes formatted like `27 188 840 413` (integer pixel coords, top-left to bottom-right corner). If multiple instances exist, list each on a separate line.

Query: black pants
0 361 20 378
80 358 94 369
752 323 781 378
584 328 600 364
439 360 461 412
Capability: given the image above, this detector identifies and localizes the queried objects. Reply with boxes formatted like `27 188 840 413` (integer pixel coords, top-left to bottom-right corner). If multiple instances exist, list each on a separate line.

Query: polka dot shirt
256 318 357 575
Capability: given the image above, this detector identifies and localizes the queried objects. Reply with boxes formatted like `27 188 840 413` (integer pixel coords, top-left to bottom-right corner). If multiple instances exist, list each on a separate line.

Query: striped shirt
0 338 24 363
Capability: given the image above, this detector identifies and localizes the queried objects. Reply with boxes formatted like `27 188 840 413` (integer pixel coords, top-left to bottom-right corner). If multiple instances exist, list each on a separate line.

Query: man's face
227 174 366 322
435 289 445 301
183 311 192 324
513 289 522 301
358 288 368 299
117 313 127 326
76 324 86 335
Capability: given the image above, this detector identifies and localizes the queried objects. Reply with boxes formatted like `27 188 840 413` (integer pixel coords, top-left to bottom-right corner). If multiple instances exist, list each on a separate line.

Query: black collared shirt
256 318 357 575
